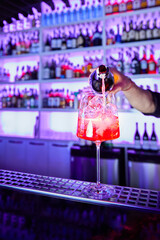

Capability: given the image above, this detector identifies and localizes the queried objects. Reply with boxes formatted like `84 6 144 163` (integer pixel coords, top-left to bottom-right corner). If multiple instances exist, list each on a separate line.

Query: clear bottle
43 61 50 79
150 123 158 151
119 0 127 12
128 20 136 42
105 0 113 15
142 122 149 150
147 0 156 7
139 21 146 41
133 0 141 9
134 122 141 149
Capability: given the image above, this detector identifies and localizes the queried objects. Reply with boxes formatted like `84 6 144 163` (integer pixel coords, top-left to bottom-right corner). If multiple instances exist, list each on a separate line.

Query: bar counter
0 169 159 213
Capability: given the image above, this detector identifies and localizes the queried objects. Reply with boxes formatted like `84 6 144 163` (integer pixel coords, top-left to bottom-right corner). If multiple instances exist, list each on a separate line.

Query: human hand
90 67 134 95
109 67 134 95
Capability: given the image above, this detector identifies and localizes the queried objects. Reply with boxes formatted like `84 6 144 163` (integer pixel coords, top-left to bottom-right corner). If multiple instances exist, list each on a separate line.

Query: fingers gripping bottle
89 65 114 94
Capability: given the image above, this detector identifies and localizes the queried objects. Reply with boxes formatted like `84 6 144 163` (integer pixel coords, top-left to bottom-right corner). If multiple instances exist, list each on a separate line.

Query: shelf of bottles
0 0 160 142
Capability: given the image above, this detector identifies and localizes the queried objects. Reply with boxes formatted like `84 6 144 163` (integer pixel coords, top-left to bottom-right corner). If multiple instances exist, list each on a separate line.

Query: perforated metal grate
0 169 159 212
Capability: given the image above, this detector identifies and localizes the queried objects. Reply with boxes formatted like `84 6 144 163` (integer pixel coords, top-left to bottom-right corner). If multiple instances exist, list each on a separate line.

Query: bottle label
119 3 126 12
72 38 76 48
153 28 159 38
66 69 73 78
141 0 147 8
150 140 158 151
140 60 147 70
123 62 130 74
54 97 60 107
57 39 62 49
148 0 156 6
121 31 128 42
133 0 141 9
134 140 141 149
128 30 135 41
149 62 156 71
43 68 50 79
105 5 112 14
30 98 35 108
44 46 50 52
139 30 146 40
142 140 149 150
77 36 84 47
146 29 152 39
51 39 57 49
67 39 72 49
56 66 61 78
135 31 139 41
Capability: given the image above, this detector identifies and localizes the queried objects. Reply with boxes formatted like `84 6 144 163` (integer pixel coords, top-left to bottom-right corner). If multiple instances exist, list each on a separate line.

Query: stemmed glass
76 81 120 199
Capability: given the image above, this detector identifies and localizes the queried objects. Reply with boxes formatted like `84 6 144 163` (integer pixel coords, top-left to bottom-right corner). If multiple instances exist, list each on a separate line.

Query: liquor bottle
50 59 56 79
55 7 60 25
105 0 113 14
12 88 17 108
24 66 31 80
84 28 91 47
78 3 85 21
131 51 140 75
21 66 25 80
146 20 152 40
135 23 139 41
14 66 19 82
43 90 49 108
72 27 77 48
61 32 67 50
17 89 22 108
30 89 35 108
112 0 119 13
85 1 91 19
152 19 159 39
97 0 103 18
134 122 141 149
128 20 136 42
140 48 148 74
126 0 133 11
141 0 147 8
72 4 78 22
150 123 158 151
147 47 157 74
55 59 61 79
133 0 141 9
142 122 149 150
44 34 51 52
6 87 12 108
91 0 97 19
92 24 102 46
43 61 50 79
51 31 57 51
115 24 121 43
67 31 72 49
157 54 160 73
61 6 67 24
34 116 39 138
139 21 146 41
121 22 128 43
119 0 127 12
76 29 85 48
116 52 124 73
147 0 156 7
57 31 62 50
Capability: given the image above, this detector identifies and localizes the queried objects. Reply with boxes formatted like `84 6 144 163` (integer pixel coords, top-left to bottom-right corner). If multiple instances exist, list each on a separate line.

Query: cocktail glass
76 87 120 199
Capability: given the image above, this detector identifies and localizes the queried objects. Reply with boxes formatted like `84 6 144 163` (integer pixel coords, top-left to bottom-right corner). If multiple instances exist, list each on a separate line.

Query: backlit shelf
0 27 40 35
41 108 77 112
0 53 40 60
0 108 39 112
41 46 103 56
105 6 160 20
40 77 88 83
105 39 160 50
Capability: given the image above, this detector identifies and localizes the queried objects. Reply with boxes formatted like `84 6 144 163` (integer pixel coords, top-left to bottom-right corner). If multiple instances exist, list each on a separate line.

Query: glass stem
96 141 101 186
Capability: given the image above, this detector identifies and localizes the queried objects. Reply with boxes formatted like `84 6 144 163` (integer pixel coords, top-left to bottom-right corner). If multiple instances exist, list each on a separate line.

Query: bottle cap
89 65 114 94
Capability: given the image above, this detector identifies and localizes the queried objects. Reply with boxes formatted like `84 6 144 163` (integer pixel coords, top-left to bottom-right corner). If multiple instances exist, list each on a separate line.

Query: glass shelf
0 27 40 35
41 108 77 112
105 39 160 50
41 46 103 56
105 6 160 20
0 53 39 60
40 77 88 83
0 108 39 112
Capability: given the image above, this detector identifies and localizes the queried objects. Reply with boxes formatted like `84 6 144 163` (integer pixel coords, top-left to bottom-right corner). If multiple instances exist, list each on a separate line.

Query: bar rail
0 169 159 212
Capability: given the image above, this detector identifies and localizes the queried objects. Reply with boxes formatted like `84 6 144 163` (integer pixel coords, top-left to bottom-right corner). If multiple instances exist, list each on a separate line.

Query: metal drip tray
0 169 159 212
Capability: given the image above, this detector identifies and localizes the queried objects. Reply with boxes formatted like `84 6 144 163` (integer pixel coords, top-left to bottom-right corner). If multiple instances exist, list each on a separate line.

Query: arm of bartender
109 67 160 118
